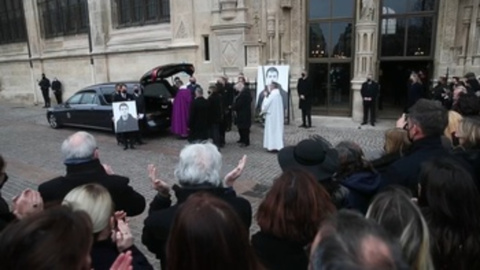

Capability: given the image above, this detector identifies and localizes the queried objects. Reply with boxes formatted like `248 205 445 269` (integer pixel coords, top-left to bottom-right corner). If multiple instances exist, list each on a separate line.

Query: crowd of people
169 75 253 150
1 70 480 269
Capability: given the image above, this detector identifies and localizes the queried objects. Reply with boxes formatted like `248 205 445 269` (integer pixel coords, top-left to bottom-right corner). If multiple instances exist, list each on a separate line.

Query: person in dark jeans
51 78 62 104
208 85 223 148
297 71 313 128
38 73 51 108
361 74 379 126
233 82 252 147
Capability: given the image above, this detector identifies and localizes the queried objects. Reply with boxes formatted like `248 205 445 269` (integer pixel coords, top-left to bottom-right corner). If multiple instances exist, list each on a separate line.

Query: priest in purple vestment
171 84 192 138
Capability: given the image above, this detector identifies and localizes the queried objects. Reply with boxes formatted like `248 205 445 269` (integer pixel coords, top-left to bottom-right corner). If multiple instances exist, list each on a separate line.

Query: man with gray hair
38 131 145 216
142 142 250 269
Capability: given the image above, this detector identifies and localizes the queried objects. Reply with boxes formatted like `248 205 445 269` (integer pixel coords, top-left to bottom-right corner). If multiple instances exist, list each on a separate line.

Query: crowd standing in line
2 71 480 269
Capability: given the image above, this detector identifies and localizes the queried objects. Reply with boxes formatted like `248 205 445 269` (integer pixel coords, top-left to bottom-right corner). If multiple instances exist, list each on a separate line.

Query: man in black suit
297 70 313 128
232 81 252 147
38 73 51 108
133 85 146 145
188 86 210 143
207 85 223 148
360 74 379 126
38 131 145 216
51 78 62 104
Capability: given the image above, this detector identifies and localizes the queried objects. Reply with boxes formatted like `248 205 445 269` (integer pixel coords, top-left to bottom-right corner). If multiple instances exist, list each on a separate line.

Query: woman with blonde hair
63 184 152 270
371 128 412 173
444 110 463 147
367 187 434 270
454 115 480 187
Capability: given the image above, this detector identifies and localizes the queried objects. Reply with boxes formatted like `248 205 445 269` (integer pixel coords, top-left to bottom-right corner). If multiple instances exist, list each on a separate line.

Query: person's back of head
408 99 448 138
62 184 113 235
418 157 480 269
335 141 372 177
367 187 434 270
384 128 412 155
444 110 463 143
174 142 222 187
167 193 263 270
454 93 480 116
0 206 93 270
310 210 408 270
61 131 98 162
256 169 335 243
418 157 480 228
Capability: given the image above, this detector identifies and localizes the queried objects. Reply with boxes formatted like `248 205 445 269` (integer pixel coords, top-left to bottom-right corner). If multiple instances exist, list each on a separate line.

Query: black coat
142 184 252 269
251 232 309 270
188 96 210 142
371 152 405 174
38 77 50 90
91 240 153 270
406 82 423 111
232 89 252 129
208 92 223 124
133 93 146 114
297 77 313 110
454 147 480 190
361 81 379 100
38 159 146 217
380 136 473 196
113 93 134 102
51 80 62 92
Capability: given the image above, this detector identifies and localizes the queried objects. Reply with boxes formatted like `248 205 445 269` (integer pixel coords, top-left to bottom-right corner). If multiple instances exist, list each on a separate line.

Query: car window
144 82 174 98
67 93 83 105
100 86 116 104
80 92 97 105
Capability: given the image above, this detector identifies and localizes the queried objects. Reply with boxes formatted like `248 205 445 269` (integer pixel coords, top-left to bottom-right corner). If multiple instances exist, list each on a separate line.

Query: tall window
0 0 27 44
38 0 89 38
381 0 437 58
116 0 170 28
308 0 355 116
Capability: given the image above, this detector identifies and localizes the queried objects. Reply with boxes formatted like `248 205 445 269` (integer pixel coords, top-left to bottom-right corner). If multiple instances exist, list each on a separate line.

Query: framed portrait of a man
113 101 139 133
256 65 290 111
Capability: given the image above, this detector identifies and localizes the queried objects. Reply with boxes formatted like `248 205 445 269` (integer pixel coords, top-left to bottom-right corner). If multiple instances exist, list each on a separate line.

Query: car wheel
48 113 61 129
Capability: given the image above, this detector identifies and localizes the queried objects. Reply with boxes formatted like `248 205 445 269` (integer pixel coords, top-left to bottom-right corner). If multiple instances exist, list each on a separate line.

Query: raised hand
224 155 247 187
12 189 44 219
147 164 170 196
110 250 133 270
113 219 133 252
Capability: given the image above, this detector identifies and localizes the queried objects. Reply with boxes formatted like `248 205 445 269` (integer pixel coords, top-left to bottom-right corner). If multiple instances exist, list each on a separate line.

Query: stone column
87 0 109 83
23 0 44 104
351 0 379 122
466 0 480 71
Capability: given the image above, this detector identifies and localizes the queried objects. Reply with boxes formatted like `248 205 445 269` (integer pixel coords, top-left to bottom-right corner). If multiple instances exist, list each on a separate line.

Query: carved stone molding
175 20 188 39
219 0 238 20
360 0 376 21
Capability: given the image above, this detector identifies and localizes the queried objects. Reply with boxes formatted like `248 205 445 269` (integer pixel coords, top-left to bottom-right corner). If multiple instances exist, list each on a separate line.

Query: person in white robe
261 82 284 151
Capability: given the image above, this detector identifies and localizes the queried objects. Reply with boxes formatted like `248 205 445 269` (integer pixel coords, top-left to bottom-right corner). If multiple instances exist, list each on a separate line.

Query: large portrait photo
256 65 290 112
113 101 139 133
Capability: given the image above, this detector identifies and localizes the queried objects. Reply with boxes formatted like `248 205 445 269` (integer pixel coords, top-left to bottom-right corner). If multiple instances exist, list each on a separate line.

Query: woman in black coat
233 82 252 147
406 72 424 112
252 169 335 270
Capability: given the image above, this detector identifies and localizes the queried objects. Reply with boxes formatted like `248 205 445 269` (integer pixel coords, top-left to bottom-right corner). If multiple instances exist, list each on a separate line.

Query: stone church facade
0 0 478 120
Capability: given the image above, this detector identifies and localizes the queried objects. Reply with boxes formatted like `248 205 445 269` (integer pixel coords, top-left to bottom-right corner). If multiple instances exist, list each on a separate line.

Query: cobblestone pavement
0 102 394 269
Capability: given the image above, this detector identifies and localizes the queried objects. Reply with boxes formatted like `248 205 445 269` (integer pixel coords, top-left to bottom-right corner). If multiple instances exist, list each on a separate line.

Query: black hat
277 136 339 181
